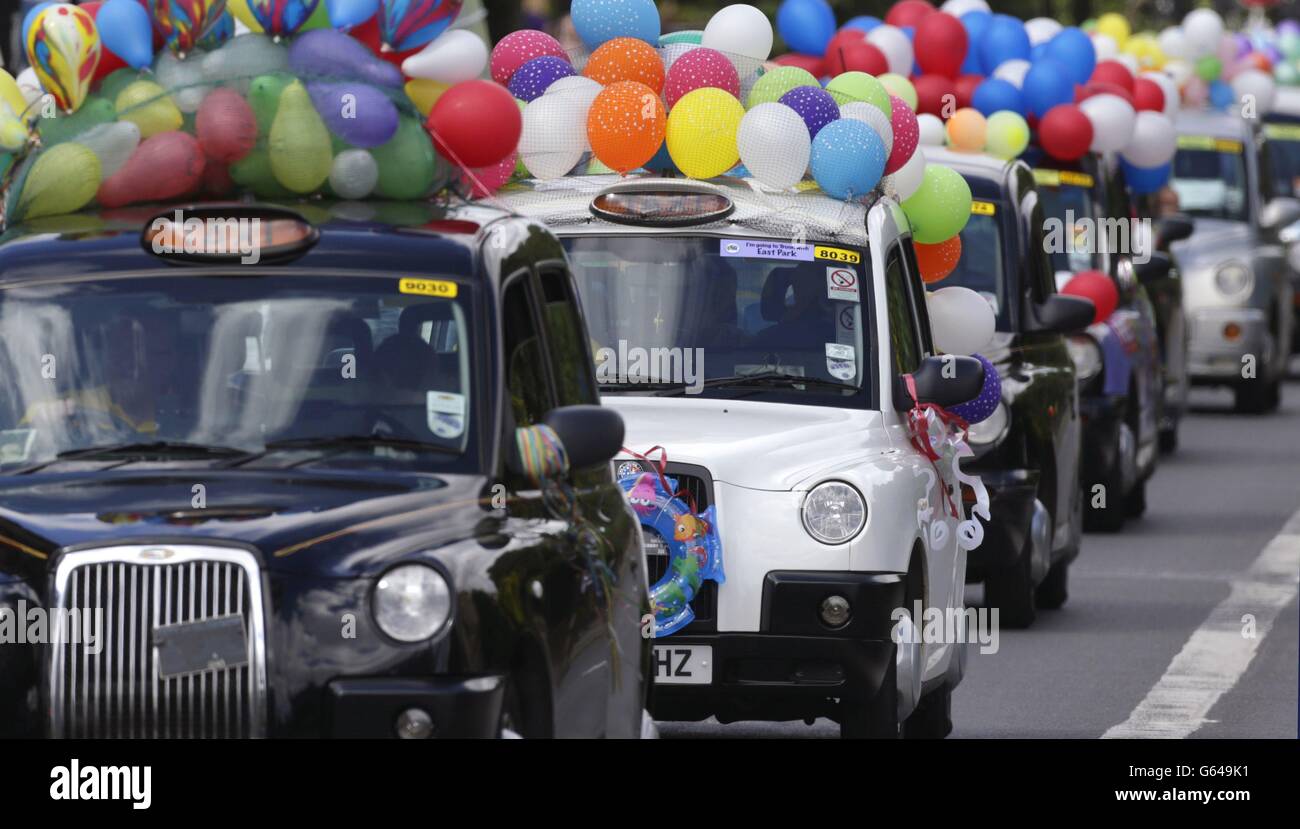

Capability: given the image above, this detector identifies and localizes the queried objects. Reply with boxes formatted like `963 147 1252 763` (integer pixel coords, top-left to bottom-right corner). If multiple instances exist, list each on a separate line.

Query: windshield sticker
814 245 861 264
1033 169 1094 188
720 239 814 261
427 392 466 439
1176 135 1243 153
400 278 459 298
826 266 860 301
0 429 35 463
825 343 855 361
1264 123 1300 141
838 305 856 333
827 358 855 381
970 200 996 215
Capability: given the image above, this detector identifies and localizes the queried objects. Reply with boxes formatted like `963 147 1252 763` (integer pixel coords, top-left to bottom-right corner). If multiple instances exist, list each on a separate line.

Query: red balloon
1038 104 1093 161
1076 81 1135 108
1089 60 1135 94
98 132 205 208
1061 270 1117 324
80 1 129 85
954 74 982 110
915 235 962 283
1132 77 1165 112
885 1 936 29
914 12 967 78
352 14 422 68
773 52 827 78
196 88 257 163
825 31 888 77
427 80 521 168
913 73 955 117
201 160 235 197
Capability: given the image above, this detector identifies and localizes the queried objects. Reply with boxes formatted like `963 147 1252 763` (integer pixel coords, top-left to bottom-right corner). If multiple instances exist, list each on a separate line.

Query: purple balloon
779 85 840 140
1279 20 1300 38
1235 33 1253 59
507 55 576 101
948 353 1001 425
289 29 403 89
307 82 400 148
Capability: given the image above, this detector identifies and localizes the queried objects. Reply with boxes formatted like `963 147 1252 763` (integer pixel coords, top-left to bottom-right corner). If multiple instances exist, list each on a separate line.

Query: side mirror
1029 294 1095 335
894 355 985 411
543 404 625 469
1154 214 1194 250
1260 197 1300 234
1134 252 1173 284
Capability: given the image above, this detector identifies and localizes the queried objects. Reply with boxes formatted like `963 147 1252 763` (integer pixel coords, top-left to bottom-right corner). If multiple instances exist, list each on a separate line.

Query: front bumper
963 468 1037 578
326 675 505 738
1187 307 1270 381
650 571 903 723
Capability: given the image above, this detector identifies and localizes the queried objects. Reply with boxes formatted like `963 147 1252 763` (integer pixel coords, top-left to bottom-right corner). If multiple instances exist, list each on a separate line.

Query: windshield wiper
261 434 459 454
653 371 856 396
10 440 252 475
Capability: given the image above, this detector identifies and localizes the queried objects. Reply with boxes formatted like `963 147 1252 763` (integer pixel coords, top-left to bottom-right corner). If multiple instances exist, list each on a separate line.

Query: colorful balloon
150 1 226 54
268 79 333 192
914 235 962 283
823 29 889 76
587 80 664 173
902 163 972 243
26 3 102 113
98 130 205 206
747 66 818 108
97 0 153 68
324 0 379 29
884 94 917 173
825 71 891 116
427 79 521 168
666 87 744 179
811 117 886 200
490 29 568 86
245 0 322 39
508 56 575 102
948 352 1000 423
377 0 461 52
584 37 664 91
571 0 659 50
779 85 839 140
663 47 738 109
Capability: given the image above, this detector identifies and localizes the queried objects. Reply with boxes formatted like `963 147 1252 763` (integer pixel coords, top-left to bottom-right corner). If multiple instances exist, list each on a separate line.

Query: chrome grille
49 545 267 738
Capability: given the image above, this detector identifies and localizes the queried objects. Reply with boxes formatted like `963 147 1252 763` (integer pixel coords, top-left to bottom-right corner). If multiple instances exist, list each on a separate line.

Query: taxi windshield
939 207 1008 330
561 235 872 405
1037 178 1104 275
1263 121 1300 198
0 275 476 473
1172 142 1249 221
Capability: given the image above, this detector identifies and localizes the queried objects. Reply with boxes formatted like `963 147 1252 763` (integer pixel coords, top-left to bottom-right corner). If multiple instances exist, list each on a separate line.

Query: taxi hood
606 396 893 491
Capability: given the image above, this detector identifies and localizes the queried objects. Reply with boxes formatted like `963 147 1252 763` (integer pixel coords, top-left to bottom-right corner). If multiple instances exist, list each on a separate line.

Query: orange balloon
1246 52 1273 73
583 37 665 92
588 81 665 174
946 107 987 153
915 235 963 284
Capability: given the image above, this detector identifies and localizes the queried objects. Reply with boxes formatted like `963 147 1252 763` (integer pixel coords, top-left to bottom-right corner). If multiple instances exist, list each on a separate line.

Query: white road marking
1103 507 1300 739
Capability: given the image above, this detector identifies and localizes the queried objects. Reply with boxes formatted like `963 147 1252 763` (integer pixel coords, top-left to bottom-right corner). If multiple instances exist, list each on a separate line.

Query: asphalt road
660 368 1300 739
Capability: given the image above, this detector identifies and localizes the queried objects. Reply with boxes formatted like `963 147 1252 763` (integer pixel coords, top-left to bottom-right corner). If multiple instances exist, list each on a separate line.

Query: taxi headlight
1214 263 1252 297
802 481 866 545
373 564 452 642
967 402 1009 446
1066 334 1103 381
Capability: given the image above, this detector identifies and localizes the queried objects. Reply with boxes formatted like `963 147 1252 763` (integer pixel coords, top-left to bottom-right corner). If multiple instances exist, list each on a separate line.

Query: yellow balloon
665 87 744 179
406 79 452 118
0 104 27 152
17 142 101 220
269 80 333 193
228 0 265 33
25 3 102 113
1097 13 1130 49
0 69 32 125
116 80 183 138
945 107 986 153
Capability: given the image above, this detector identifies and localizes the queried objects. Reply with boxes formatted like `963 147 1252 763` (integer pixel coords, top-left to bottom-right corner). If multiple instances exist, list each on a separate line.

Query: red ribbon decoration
620 444 704 518
901 374 969 518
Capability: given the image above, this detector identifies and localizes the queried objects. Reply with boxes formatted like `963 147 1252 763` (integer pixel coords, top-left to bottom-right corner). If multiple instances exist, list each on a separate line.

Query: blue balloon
1022 59 1074 118
1121 159 1171 195
811 118 886 200
1030 42 1048 62
326 0 380 29
978 15 1031 75
1044 27 1096 86
643 140 681 174
571 0 660 50
844 16 882 34
972 78 1024 116
901 26 915 41
777 0 837 56
98 0 154 70
959 11 992 76
197 11 235 50
507 56 576 102
1209 79 1235 109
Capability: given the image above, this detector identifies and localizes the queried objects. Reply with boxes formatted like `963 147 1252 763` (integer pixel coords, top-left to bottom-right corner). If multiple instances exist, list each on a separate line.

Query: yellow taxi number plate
970 200 996 215
815 246 861 264
399 278 458 298
1176 135 1243 153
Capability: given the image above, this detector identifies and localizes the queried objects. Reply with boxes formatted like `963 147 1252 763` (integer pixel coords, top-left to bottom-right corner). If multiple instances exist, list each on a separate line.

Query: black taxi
0 201 649 738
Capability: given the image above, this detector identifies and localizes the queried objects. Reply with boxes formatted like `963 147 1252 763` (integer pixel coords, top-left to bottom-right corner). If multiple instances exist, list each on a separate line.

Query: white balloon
202 34 289 95
916 113 946 147
840 102 893 158
1079 93 1136 153
1141 70 1181 118
16 67 42 106
701 4 773 62
545 75 602 149
329 149 379 199
993 59 1031 89
1232 69 1277 117
1163 59 1193 89
927 287 996 356
154 51 211 113
77 121 141 180
940 0 990 16
660 41 699 72
1183 9 1224 58
519 93 588 180
892 152 926 201
868 25 914 77
1024 17 1062 46
402 30 489 83
1092 33 1118 61
1120 111 1176 168
1114 54 1139 75
1158 26 1188 61
738 103 811 190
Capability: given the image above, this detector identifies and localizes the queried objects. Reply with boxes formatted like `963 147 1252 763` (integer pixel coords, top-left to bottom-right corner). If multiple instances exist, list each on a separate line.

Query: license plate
653 645 712 685
153 615 248 678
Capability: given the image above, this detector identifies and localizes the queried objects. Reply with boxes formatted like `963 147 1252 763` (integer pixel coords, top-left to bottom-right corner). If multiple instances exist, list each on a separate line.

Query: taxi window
884 246 921 371
502 276 553 426
539 267 598 406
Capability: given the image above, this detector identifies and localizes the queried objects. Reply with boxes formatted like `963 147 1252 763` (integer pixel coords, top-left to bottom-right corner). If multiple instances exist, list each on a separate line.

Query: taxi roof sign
142 205 319 265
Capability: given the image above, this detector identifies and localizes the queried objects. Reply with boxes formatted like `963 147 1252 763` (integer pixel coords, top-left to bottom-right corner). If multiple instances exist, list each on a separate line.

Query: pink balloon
1183 77 1209 108
663 47 740 108
99 131 205 208
461 153 517 197
490 29 569 86
196 88 257 164
885 95 918 175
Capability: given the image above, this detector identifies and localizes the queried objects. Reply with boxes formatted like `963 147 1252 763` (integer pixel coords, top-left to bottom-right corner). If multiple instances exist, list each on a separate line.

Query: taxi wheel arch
504 636 554 738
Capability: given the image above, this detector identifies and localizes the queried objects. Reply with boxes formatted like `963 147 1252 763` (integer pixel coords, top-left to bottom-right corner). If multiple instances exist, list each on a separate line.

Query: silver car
1170 110 1299 413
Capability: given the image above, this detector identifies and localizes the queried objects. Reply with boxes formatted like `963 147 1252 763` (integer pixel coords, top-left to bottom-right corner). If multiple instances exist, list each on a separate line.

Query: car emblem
139 547 175 561
616 461 644 479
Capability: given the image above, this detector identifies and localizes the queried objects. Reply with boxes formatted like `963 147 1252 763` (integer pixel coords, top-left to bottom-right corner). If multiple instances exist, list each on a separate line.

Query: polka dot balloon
885 94 918 175
778 85 841 140
949 353 1001 425
491 30 570 86
508 56 577 101
810 117 887 200
584 37 666 92
663 47 739 108
587 80 666 172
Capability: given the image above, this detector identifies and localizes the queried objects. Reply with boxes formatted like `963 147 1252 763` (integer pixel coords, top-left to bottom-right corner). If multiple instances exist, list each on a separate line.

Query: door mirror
1260 197 1300 234
1134 252 1173 283
894 355 985 411
1029 294 1095 334
543 405 625 469
1154 214 1194 250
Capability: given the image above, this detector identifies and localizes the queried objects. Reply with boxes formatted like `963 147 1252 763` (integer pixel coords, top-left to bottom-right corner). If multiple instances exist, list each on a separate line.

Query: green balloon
1195 56 1222 82
229 145 294 199
826 72 892 116
247 73 292 136
1276 62 1300 87
1282 33 1300 61
371 116 445 199
97 69 146 106
37 96 116 146
747 66 819 109
660 30 704 46
902 165 973 244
